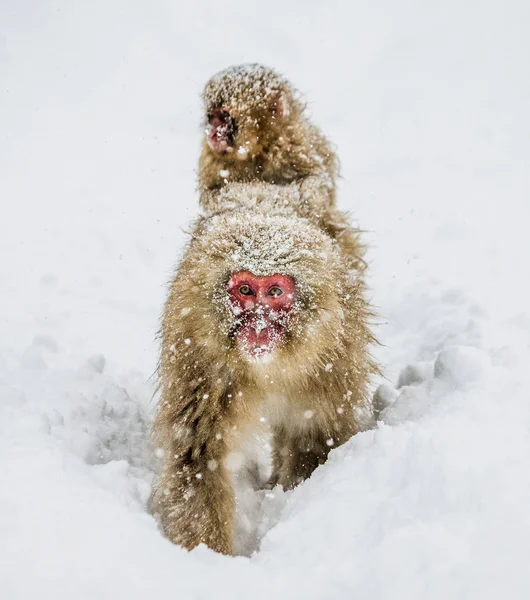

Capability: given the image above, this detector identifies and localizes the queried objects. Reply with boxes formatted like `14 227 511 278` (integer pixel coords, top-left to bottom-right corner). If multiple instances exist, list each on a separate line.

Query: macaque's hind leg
237 459 265 491
270 427 331 490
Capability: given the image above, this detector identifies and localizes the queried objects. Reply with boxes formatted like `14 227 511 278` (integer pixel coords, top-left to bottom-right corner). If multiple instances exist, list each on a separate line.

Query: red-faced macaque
150 204 378 555
198 64 365 272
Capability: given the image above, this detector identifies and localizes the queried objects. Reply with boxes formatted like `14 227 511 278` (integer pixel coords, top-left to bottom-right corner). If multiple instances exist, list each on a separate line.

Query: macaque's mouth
236 320 286 359
207 131 233 154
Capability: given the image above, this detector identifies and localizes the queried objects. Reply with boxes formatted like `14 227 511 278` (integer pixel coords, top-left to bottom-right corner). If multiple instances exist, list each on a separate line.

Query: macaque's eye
267 286 283 297
239 285 254 296
209 108 231 123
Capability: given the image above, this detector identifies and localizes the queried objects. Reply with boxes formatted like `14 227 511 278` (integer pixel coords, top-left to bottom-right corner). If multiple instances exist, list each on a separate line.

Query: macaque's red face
205 96 283 158
228 271 295 359
206 107 237 154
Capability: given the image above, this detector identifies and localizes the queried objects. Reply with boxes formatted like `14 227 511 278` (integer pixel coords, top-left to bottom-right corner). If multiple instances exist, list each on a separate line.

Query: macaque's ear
270 92 289 119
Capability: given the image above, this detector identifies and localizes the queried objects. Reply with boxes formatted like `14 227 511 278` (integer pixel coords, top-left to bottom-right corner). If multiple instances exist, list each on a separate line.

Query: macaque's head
202 64 298 161
176 209 353 371
227 271 295 359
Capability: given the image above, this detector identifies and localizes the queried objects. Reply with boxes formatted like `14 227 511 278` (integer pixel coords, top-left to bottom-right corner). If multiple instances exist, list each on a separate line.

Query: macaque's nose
256 290 272 307
253 318 267 334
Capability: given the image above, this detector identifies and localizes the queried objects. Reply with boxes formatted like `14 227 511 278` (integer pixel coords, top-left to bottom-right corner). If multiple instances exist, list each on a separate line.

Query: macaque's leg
152 422 234 555
268 425 287 488
270 426 331 490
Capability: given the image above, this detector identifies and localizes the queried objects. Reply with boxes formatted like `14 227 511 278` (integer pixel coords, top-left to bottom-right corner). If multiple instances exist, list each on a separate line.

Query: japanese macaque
150 204 378 555
198 64 365 272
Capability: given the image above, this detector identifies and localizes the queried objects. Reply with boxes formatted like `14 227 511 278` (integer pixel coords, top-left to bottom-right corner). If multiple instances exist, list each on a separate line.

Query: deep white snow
1 0 530 598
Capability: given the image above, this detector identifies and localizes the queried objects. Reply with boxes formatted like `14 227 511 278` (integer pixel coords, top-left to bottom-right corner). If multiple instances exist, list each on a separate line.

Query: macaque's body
151 199 377 555
199 64 365 272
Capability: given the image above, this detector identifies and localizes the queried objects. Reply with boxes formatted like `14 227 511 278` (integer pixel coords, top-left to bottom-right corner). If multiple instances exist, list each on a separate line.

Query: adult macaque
150 201 377 555
198 64 365 272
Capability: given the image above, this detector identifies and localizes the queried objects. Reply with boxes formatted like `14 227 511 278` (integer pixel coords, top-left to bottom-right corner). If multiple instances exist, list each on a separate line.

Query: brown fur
198 64 365 272
150 203 378 555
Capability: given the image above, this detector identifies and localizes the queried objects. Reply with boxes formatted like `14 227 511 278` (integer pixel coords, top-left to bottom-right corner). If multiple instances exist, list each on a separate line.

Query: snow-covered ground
2 0 530 598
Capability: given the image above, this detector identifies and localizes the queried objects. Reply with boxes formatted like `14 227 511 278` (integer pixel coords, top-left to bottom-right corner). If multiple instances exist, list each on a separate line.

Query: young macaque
150 204 378 555
199 64 365 272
